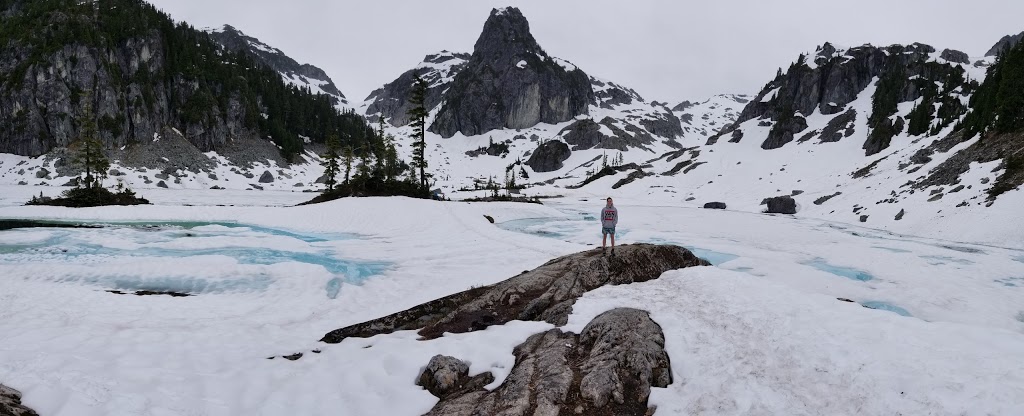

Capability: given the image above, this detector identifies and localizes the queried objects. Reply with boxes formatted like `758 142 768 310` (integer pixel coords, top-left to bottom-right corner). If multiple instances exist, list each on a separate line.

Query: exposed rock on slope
320 244 708 343
423 308 671 416
526 140 571 173
986 31 1024 56
429 7 594 137
0 384 39 416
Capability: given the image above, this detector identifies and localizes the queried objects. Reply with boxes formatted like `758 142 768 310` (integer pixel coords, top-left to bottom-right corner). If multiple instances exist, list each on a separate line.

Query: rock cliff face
0 384 38 416
428 7 594 138
0 0 368 164
204 25 348 108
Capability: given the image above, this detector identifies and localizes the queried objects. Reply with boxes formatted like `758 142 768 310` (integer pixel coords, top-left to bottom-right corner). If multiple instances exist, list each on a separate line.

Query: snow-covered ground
1 193 1022 415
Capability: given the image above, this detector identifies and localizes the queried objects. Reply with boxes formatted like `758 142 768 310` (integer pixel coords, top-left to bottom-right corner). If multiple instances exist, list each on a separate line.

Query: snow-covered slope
205 25 350 110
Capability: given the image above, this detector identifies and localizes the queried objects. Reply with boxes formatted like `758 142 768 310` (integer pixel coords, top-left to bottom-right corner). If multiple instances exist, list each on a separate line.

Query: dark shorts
602 227 616 236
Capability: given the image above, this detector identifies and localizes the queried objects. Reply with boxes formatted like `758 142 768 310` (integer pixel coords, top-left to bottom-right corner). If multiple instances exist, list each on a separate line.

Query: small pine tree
320 134 341 192
72 96 110 190
407 75 430 191
343 145 354 187
602 152 608 169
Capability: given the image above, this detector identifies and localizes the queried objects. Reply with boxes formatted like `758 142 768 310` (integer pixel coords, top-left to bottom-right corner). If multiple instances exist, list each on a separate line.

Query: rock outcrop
423 308 671 416
320 244 709 343
0 384 39 416
703 202 727 209
526 140 571 173
429 8 594 138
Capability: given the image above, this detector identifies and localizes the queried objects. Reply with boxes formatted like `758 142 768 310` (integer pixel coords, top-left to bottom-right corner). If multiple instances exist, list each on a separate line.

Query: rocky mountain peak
429 7 593 138
473 7 544 61
985 31 1024 57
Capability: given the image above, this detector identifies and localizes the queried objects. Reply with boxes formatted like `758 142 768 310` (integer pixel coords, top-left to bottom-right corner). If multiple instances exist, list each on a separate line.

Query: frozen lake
1 193 1022 415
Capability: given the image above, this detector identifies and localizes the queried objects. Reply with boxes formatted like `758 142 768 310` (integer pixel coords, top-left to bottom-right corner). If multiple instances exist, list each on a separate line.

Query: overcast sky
147 0 1024 104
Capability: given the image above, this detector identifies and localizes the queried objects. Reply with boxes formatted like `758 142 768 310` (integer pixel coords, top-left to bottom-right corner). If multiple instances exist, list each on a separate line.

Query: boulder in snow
703 202 727 209
258 170 275 183
0 384 39 416
765 195 797 214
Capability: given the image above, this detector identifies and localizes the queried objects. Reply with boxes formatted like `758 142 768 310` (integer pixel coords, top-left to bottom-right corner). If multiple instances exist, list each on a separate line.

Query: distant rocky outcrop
0 384 39 416
320 244 708 343
526 140 571 173
363 51 471 126
423 308 671 416
429 8 594 137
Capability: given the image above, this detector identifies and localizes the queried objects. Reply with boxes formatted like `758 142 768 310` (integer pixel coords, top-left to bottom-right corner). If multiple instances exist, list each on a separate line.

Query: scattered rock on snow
895 209 906 221
416 355 494 399
35 168 50 179
483 215 495 224
526 140 571 173
703 202 727 209
258 170 275 183
156 180 168 188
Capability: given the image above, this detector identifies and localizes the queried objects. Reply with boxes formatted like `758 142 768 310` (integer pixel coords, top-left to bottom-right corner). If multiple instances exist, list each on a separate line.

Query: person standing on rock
601 197 618 254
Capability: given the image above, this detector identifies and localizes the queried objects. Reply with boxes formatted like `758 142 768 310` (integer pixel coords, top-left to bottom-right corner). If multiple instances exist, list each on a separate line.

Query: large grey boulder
765 195 798 214
526 141 571 173
320 244 709 343
416 355 495 399
258 170 275 183
429 8 594 138
34 168 49 179
423 308 671 416
0 384 39 416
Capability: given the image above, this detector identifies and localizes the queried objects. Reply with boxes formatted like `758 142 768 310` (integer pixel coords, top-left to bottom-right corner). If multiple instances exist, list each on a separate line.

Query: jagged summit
428 7 594 138
472 7 545 60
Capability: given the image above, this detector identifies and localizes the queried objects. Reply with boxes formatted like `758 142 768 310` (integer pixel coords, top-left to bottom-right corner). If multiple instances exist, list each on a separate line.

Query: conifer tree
343 145 354 188
407 75 430 190
320 134 341 192
72 96 110 190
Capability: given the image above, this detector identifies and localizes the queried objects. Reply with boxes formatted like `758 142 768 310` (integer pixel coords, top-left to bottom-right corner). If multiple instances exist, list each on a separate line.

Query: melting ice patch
0 222 388 297
804 259 874 281
861 301 913 317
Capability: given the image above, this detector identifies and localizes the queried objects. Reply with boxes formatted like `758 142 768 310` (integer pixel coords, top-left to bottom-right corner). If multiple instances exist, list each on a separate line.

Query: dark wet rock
106 290 191 297
818 109 857 143
320 244 708 343
526 140 571 173
791 190 804 196
483 215 495 224
703 202 727 209
423 308 670 416
860 215 869 223
283 353 303 361
250 184 264 191
34 168 50 179
258 170 275 183
762 115 808 150
765 195 797 214
685 197 696 201
612 170 649 189
895 209 906 221
928 193 943 202
0 384 40 416
156 180 168 188
210 185 225 190
949 185 966 193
